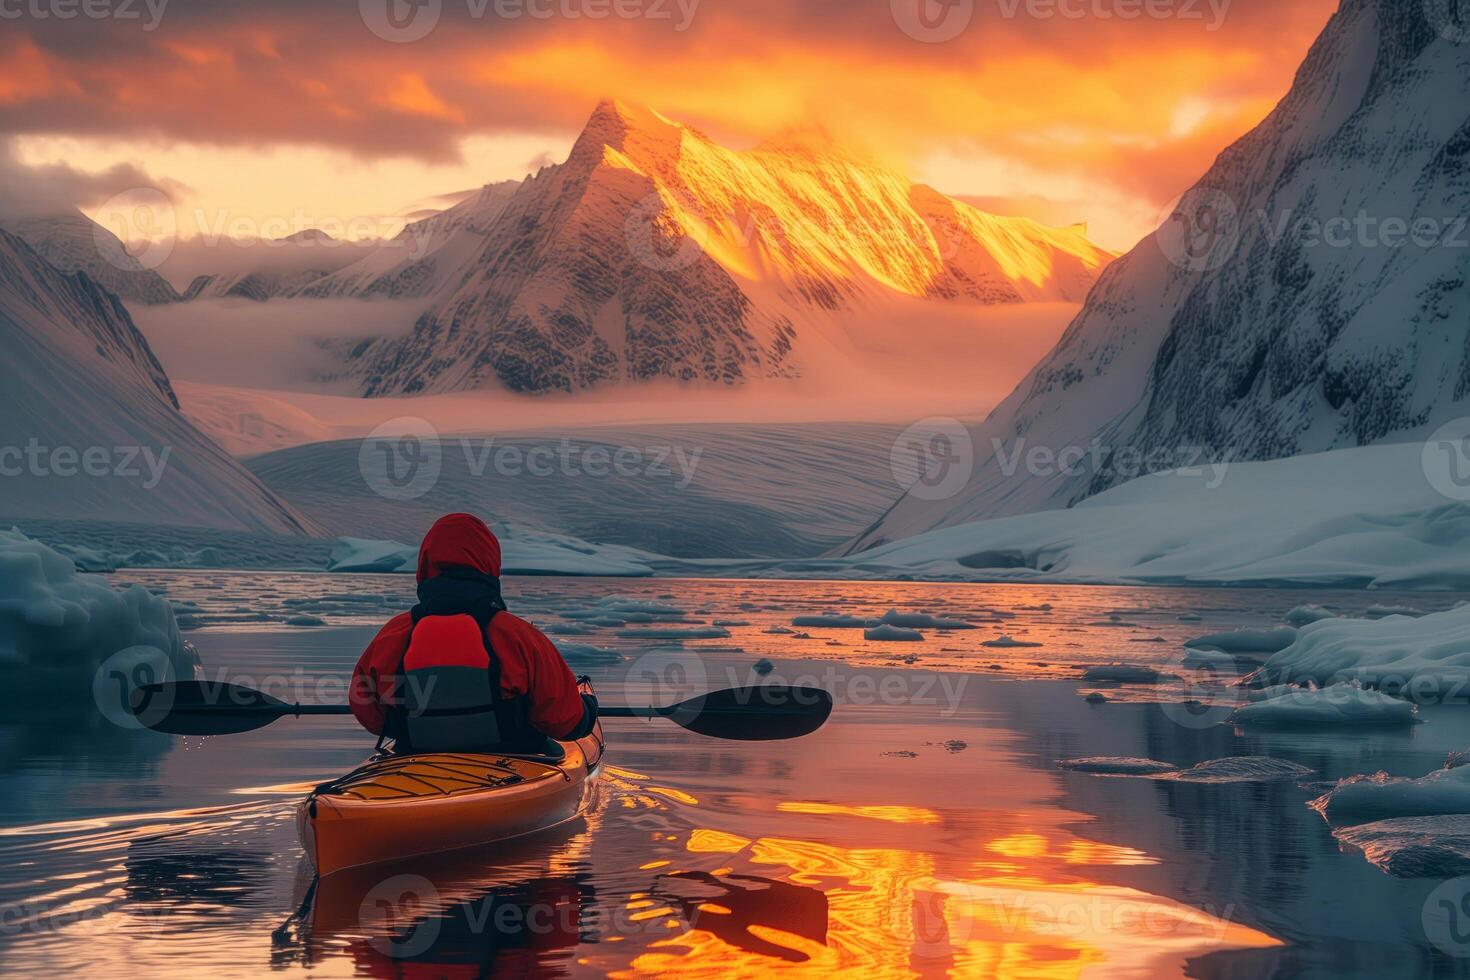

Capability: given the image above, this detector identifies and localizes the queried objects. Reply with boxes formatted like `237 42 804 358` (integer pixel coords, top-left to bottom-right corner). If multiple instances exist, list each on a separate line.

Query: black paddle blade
131 681 293 736
663 685 832 741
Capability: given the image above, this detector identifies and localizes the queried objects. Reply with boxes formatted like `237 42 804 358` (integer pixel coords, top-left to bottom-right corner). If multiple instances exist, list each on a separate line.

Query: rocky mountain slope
294 180 522 301
0 228 322 535
849 0 1470 551
9 211 179 304
338 101 1113 395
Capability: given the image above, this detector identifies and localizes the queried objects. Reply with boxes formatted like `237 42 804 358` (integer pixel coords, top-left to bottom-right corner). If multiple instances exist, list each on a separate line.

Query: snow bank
833 442 1470 589
1256 603 1470 694
327 529 658 577
1312 760 1470 822
1229 683 1419 728
0 528 192 688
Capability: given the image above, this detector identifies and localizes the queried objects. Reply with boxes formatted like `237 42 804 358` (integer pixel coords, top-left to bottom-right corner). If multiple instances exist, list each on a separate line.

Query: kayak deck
315 752 562 801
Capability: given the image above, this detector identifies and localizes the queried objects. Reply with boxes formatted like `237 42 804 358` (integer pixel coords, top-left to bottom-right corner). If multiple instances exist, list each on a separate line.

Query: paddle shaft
133 681 831 740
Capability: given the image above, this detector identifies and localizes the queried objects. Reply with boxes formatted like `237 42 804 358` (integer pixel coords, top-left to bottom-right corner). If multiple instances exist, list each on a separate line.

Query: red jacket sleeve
350 613 413 735
489 613 585 739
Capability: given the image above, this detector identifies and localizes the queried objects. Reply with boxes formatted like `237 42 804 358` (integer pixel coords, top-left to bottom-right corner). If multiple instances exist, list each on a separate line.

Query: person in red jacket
350 513 596 753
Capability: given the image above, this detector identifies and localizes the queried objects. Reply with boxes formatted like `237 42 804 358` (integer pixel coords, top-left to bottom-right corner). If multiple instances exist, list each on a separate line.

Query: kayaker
349 512 597 753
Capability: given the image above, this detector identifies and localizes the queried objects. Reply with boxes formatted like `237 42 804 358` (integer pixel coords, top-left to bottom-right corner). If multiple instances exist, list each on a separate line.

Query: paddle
130 680 832 741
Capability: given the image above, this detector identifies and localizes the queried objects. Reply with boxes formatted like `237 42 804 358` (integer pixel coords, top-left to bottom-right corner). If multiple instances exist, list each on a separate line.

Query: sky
0 0 1340 251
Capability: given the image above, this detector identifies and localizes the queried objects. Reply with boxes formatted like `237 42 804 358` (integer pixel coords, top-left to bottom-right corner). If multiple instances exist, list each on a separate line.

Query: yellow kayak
299 685 604 877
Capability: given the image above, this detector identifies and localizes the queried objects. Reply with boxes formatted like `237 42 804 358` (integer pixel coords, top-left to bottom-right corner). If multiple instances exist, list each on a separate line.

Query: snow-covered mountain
176 229 374 301
9 211 179 304
0 228 322 535
339 101 1112 395
294 180 522 301
849 0 1470 551
183 268 335 302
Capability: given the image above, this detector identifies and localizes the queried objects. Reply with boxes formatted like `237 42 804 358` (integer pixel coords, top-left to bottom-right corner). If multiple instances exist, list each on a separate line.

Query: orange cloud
0 0 1341 247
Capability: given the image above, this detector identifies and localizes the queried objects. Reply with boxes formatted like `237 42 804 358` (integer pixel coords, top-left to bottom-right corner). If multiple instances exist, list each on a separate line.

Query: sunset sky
1 0 1340 250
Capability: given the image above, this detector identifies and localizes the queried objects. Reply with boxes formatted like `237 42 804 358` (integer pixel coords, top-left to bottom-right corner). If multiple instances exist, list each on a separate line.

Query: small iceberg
864 624 924 642
1230 683 1419 728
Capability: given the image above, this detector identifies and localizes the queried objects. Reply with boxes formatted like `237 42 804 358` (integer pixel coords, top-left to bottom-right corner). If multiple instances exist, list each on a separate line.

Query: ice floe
1229 683 1419 728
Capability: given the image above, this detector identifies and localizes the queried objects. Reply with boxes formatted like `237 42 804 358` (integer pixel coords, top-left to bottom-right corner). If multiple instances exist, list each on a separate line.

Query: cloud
0 0 1341 247
0 138 188 220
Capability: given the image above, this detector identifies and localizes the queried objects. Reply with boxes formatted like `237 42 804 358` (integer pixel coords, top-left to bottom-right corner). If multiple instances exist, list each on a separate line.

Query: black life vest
386 567 540 754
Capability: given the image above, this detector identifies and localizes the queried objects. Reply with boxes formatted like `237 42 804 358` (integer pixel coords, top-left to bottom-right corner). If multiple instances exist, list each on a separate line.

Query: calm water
2 574 1469 977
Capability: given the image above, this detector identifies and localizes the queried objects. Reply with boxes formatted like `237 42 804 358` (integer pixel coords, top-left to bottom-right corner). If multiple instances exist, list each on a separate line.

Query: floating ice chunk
981 635 1042 648
1245 683 1314 702
1060 754 1312 782
877 610 975 630
1080 664 1168 683
1332 815 1470 877
593 596 686 616
1364 604 1424 619
1230 683 1419 728
0 529 190 689
546 623 596 635
864 624 924 642
616 626 730 640
553 642 624 666
1313 762 1470 821
1285 604 1336 626
1185 627 1298 653
1163 756 1314 783
1257 604 1470 690
1058 757 1178 775
792 614 870 628
327 537 415 573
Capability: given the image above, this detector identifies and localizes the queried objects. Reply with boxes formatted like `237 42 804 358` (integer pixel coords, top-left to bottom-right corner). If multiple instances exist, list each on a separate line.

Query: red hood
416 513 502 582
